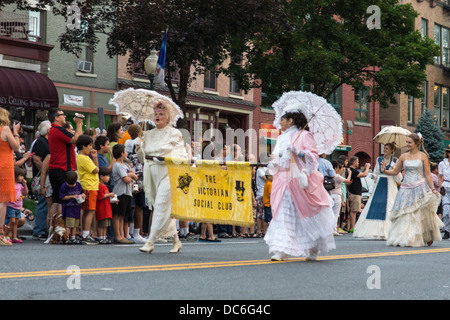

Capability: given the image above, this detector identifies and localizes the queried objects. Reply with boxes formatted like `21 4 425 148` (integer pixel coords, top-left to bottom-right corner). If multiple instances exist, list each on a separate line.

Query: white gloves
287 145 301 156
298 168 309 189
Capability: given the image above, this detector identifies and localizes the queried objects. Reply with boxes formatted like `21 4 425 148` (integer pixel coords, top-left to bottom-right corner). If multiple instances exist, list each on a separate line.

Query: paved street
1 233 450 303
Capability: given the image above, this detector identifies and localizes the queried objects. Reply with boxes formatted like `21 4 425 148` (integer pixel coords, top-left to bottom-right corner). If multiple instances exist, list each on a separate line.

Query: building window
421 81 428 113
28 10 40 41
204 59 216 90
434 84 441 125
421 18 428 39
408 95 414 124
435 24 450 67
354 87 370 123
433 84 450 129
328 86 342 115
229 74 240 94
444 86 449 129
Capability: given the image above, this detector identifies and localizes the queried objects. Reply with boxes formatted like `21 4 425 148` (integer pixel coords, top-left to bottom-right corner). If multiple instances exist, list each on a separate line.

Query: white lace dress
386 159 443 247
264 126 336 257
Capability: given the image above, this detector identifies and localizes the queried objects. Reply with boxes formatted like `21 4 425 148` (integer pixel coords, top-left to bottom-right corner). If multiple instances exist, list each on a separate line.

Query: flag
154 30 167 86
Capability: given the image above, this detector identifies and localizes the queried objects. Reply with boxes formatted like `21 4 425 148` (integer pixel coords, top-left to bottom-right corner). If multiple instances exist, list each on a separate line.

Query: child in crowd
96 167 114 244
111 144 138 244
95 134 115 171
262 170 273 234
5 167 28 243
76 134 99 245
60 170 84 244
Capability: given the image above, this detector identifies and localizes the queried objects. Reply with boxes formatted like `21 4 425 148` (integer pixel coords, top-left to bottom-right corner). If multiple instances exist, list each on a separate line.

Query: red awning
0 67 58 109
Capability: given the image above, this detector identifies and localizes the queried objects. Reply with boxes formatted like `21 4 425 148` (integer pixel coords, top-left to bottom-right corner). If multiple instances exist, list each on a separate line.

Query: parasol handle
140 97 151 133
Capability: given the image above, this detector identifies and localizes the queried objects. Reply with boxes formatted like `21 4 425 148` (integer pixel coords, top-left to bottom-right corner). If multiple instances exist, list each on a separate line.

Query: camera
9 108 34 133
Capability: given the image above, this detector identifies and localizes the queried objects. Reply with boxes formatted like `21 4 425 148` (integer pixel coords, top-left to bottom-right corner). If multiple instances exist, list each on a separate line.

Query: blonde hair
0 108 10 127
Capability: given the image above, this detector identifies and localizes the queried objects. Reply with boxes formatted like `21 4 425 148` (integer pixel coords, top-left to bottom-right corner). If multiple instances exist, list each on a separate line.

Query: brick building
380 0 450 149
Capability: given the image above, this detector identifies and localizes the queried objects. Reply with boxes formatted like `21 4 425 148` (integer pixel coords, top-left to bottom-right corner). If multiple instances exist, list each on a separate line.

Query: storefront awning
0 67 59 109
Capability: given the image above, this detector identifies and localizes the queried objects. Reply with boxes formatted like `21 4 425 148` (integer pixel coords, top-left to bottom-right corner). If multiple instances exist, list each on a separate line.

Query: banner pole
144 155 267 167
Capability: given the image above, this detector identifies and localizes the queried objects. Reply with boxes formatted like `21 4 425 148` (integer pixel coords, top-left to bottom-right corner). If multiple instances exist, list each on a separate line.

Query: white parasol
373 126 411 148
109 88 183 126
272 90 343 155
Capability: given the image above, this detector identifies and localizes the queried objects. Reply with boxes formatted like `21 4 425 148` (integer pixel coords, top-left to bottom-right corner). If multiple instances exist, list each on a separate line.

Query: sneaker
82 235 99 245
11 238 23 243
99 238 113 244
32 234 48 240
132 234 147 244
72 238 82 245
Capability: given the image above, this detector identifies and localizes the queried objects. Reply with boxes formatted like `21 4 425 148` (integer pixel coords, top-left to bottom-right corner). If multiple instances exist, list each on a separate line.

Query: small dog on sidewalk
44 212 67 244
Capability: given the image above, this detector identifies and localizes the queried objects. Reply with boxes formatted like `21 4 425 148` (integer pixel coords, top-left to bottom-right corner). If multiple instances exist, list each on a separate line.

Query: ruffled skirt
386 181 443 247
264 188 336 257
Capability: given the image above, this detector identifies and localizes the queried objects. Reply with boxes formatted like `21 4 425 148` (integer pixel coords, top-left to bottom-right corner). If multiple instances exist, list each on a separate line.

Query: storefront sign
260 123 280 139
0 96 52 109
63 94 84 106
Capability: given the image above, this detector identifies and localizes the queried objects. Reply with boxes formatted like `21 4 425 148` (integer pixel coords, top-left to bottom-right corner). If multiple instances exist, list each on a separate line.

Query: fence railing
0 11 39 41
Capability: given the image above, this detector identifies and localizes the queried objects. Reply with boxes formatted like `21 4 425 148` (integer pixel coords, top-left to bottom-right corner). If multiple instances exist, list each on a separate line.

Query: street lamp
144 48 158 90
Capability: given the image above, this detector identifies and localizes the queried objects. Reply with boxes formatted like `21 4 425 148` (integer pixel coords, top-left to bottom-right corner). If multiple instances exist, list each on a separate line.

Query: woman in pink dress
264 111 336 261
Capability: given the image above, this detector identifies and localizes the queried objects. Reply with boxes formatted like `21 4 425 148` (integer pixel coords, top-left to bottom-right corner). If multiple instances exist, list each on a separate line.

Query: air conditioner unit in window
77 60 92 73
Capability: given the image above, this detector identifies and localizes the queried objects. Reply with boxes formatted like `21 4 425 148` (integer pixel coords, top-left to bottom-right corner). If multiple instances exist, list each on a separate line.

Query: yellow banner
165 158 254 227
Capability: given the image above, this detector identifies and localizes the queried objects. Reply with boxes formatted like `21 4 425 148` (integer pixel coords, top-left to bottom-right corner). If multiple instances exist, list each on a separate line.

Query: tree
4 0 280 129
226 0 441 107
415 108 443 164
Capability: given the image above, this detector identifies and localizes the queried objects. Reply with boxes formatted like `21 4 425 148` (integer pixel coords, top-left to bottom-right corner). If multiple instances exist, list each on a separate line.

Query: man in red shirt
47 108 83 217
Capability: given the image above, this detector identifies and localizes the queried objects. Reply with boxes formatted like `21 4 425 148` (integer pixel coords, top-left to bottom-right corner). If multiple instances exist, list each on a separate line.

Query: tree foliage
1 0 441 117
2 0 279 128
226 0 441 108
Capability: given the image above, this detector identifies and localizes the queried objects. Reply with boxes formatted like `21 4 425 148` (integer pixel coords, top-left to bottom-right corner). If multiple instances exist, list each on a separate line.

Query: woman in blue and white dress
382 133 443 247
353 143 402 240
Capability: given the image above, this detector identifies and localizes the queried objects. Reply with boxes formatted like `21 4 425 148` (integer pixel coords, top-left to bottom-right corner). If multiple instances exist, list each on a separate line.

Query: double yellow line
1 247 450 280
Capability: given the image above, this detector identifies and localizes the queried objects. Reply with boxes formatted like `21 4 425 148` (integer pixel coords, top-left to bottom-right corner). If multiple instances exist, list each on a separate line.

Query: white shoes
306 247 320 261
271 251 288 261
133 234 147 244
139 241 154 254
170 239 182 253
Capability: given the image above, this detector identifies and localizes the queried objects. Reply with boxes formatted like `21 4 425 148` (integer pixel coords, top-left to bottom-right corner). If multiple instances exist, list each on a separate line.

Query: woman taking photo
264 110 336 261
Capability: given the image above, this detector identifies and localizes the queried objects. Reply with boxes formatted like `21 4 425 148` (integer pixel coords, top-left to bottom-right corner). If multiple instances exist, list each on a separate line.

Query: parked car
360 173 375 206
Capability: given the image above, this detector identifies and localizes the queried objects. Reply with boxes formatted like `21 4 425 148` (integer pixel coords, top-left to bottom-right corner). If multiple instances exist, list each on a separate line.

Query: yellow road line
1 247 450 280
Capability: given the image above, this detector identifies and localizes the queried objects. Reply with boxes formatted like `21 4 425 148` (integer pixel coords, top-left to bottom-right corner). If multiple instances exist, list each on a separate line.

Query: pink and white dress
264 126 336 257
